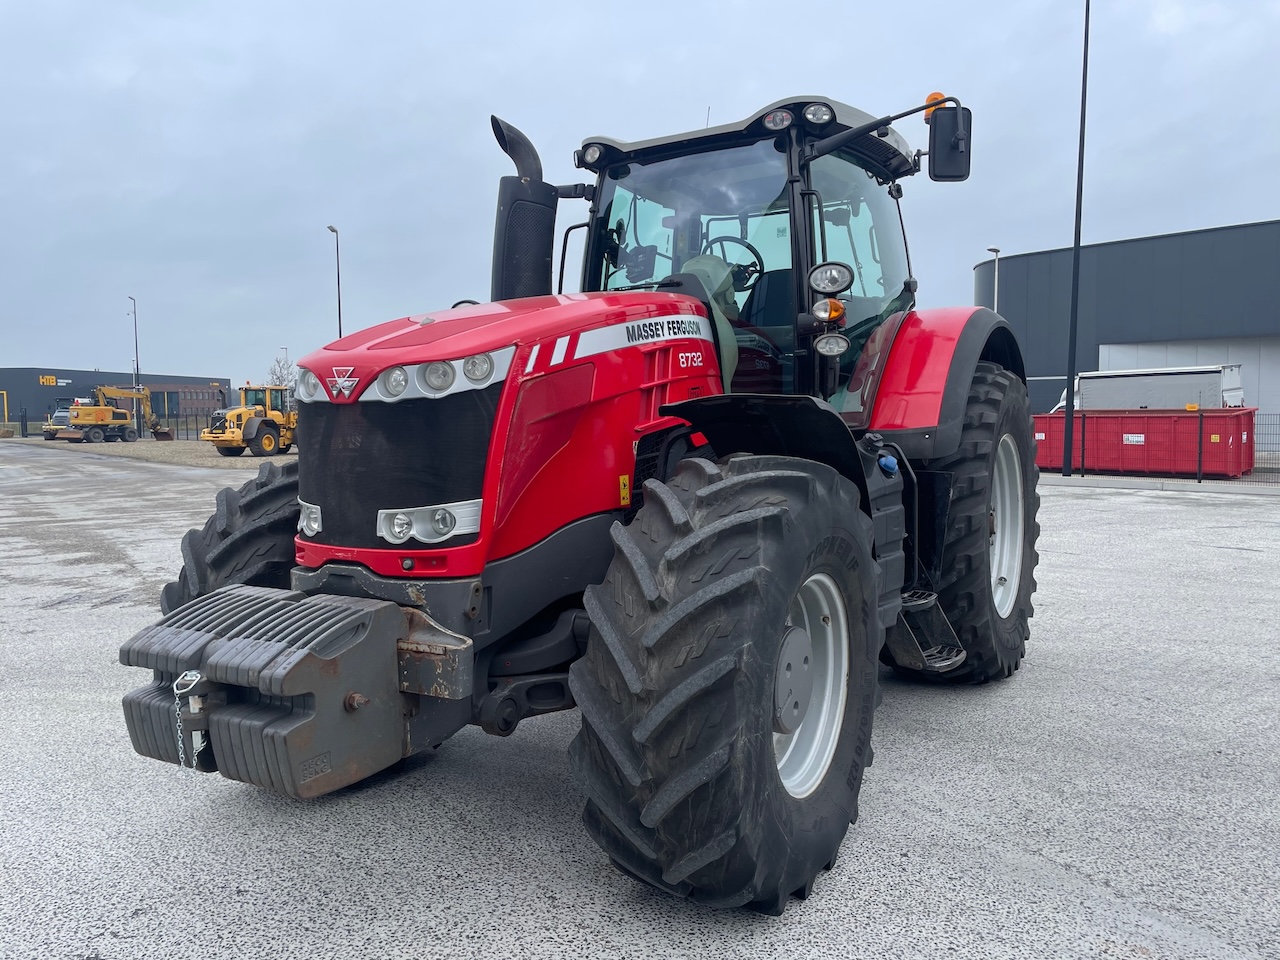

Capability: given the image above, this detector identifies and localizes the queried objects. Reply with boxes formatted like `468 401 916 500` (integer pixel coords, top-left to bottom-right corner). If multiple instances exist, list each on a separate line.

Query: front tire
86 426 105 443
248 425 280 457
569 455 881 914
216 445 246 457
159 460 300 613
894 362 1040 683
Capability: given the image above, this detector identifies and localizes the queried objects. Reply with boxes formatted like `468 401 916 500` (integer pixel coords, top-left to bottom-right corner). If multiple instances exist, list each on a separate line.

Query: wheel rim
990 433 1026 618
773 573 849 799
263 434 276 451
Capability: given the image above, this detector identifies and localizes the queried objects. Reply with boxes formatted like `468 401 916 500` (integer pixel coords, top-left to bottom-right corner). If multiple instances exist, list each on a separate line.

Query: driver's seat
677 255 739 392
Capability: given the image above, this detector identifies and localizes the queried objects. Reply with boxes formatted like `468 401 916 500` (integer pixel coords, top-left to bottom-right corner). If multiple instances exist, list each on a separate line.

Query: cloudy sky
2 0 1278 384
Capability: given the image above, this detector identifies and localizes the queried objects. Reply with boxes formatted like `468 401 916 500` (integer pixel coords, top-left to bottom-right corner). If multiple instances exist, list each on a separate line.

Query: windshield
590 139 792 296
243 389 266 408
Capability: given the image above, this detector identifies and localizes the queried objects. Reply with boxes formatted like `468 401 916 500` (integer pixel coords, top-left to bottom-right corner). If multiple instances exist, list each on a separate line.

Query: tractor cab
581 101 914 403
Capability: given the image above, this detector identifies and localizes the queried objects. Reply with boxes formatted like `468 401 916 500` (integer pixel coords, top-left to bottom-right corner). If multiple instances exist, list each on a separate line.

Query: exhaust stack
490 116 557 302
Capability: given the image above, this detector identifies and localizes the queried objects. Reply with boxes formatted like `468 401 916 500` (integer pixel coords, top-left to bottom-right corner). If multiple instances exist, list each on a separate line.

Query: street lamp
326 225 343 339
1063 0 1091 477
127 296 139 389
127 296 140 434
986 247 1001 315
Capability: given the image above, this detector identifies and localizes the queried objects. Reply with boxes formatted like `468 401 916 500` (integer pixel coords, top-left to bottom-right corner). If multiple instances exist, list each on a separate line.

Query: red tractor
122 94 1038 913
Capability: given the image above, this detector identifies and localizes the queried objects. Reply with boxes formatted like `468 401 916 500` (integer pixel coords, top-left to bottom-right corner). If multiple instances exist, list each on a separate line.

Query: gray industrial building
974 218 1280 416
0 367 230 426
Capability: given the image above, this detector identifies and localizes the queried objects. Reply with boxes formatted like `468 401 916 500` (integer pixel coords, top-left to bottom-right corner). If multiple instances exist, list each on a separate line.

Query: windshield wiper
609 279 685 292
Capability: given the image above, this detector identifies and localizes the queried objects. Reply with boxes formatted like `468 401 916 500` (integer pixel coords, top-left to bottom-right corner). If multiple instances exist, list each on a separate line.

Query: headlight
809 262 854 295
582 144 603 165
462 353 493 383
431 508 456 536
391 512 413 541
763 109 793 131
423 361 456 392
814 333 851 357
299 368 320 398
382 366 409 397
297 500 323 536
803 103 834 125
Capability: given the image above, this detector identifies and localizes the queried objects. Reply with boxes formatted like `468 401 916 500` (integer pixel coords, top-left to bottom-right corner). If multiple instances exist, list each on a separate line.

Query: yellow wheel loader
53 386 174 442
200 384 298 457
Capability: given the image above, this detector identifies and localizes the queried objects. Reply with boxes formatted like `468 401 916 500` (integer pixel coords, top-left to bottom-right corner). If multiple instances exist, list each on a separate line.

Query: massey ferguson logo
327 367 359 398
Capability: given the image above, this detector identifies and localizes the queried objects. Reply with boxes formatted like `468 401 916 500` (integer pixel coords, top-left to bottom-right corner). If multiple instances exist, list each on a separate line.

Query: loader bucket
151 427 175 441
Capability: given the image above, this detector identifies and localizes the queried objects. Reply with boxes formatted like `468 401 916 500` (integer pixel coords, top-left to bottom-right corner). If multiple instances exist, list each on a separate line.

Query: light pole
1062 0 1091 478
128 296 140 433
127 296 139 388
326 225 343 339
986 247 1001 314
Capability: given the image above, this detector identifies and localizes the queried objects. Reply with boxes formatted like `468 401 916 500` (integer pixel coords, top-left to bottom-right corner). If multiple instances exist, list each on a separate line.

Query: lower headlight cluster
375 499 481 545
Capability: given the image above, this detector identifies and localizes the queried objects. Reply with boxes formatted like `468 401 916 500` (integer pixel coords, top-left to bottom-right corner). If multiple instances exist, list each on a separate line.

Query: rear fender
868 306 1024 460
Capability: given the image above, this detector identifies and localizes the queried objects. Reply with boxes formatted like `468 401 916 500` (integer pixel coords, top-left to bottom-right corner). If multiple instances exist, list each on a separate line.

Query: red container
1033 409 1255 479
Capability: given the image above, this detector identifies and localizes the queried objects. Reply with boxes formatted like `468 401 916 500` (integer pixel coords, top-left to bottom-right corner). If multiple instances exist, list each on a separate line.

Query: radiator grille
296 385 502 549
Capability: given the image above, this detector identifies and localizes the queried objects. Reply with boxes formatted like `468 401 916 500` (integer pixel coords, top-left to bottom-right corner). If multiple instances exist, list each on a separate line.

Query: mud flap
120 584 407 798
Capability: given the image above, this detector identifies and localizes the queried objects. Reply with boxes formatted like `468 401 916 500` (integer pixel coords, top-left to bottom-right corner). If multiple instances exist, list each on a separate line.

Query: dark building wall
974 219 1280 412
0 368 231 422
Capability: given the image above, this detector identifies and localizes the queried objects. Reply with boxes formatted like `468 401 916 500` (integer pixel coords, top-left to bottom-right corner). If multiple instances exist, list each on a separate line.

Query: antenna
705 106 711 128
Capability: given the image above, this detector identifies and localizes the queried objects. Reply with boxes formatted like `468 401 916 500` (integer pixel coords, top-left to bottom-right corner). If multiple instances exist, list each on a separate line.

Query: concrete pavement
0 443 1276 959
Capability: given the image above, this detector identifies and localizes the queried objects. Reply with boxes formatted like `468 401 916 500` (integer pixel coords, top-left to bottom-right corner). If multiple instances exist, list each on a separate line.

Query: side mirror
927 106 972 182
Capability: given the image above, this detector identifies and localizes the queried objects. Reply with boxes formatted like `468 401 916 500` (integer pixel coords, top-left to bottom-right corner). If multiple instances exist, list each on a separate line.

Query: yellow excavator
47 386 175 442
200 383 298 457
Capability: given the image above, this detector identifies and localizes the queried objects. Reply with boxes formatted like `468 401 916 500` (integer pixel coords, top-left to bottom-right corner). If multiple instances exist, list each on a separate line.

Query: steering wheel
701 236 764 292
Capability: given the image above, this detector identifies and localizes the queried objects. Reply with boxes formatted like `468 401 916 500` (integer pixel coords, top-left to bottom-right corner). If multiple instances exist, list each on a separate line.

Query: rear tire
279 443 293 454
248 425 280 457
159 460 300 614
569 455 881 914
216 445 246 457
892 361 1040 683
123 427 138 442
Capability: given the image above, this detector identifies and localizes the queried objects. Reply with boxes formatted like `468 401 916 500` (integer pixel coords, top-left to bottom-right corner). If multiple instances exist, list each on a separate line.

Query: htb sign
38 375 72 387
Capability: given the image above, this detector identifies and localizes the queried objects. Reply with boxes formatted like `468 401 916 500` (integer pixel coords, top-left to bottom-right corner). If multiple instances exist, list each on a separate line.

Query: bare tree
266 355 297 386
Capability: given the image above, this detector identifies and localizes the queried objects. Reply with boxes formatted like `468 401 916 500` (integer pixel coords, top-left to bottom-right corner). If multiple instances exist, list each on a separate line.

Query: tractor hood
297 290 706 400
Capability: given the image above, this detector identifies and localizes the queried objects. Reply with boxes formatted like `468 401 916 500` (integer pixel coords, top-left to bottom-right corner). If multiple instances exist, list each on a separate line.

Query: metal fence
1056 411 1279 486
155 416 208 440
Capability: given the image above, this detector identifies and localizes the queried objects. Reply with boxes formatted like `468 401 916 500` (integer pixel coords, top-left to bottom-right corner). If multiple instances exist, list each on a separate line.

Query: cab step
883 591 968 674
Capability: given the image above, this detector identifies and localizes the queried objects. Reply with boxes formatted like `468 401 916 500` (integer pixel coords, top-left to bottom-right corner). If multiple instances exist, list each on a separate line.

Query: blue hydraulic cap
878 455 899 475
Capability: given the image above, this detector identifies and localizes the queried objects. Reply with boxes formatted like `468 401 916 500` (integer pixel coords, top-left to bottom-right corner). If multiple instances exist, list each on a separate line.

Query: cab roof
581 96 918 182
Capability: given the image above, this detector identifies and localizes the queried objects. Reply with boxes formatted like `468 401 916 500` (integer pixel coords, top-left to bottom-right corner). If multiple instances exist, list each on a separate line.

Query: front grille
210 413 228 432
296 384 502 549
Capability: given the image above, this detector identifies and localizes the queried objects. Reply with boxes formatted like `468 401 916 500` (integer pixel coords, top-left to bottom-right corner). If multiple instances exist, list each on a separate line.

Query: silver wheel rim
990 433 1026 619
773 573 849 799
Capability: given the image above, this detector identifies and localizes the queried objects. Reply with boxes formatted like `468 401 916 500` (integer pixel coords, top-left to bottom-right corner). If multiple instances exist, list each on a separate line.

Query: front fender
241 417 263 440
868 306 1024 460
660 394 864 482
